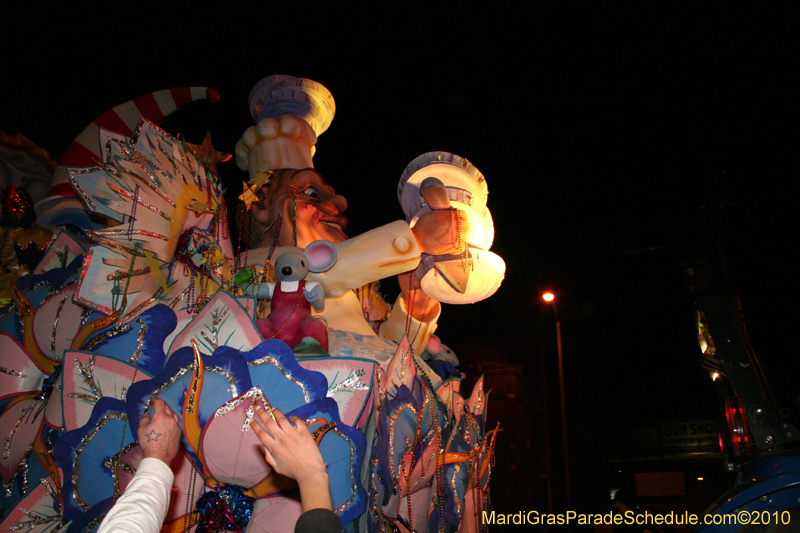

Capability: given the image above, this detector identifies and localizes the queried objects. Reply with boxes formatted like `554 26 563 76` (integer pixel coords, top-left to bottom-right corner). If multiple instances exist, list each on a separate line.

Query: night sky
5 3 800 511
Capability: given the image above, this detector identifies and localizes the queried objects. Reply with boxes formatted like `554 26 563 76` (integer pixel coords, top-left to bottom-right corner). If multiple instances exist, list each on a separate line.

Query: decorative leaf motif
53 397 134 520
0 477 70 533
243 339 328 413
167 291 262 357
298 357 375 428
82 304 173 377
33 232 87 275
0 397 46 484
61 351 153 431
32 286 85 362
0 334 46 400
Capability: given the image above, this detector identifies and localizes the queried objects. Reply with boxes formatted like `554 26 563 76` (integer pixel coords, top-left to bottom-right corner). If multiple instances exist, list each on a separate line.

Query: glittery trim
327 368 368 397
105 266 152 281
330 426 358 514
4 401 46 459
107 182 173 223
119 287 164 324
142 365 239 414
89 228 168 241
50 295 69 353
105 441 139 500
0 365 25 378
211 386 268 432
157 141 190 184
113 142 178 208
7 505 67 533
1 446 31 497
387 404 418 487
247 356 310 403
451 463 462 518
67 354 101 404
199 307 229 352
71 411 127 510
82 324 131 352
68 170 98 211
127 317 147 363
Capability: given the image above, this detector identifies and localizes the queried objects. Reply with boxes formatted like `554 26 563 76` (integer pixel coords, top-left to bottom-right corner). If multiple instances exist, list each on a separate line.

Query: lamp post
543 292 571 515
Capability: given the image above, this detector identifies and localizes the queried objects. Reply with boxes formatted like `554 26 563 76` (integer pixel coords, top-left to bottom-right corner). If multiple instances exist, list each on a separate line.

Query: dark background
4 2 799 518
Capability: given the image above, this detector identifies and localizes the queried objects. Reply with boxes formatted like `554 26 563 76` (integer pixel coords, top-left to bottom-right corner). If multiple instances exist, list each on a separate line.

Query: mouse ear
304 240 338 273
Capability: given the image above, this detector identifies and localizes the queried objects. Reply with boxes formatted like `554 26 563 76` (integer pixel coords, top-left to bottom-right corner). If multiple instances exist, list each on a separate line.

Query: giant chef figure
235 75 467 366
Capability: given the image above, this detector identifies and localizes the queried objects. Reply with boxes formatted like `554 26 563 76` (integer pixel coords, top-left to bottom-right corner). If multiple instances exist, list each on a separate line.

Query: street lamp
543 292 571 515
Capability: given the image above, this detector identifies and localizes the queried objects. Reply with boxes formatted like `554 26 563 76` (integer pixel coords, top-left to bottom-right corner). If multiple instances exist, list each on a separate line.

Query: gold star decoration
238 170 273 209
186 131 231 176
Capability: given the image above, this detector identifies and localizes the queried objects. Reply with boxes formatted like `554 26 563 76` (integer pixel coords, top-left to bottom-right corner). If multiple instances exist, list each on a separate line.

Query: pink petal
61 351 152 431
0 334 46 400
246 495 303 533
0 476 70 532
298 359 376 428
166 292 261 358
0 398 45 483
45 383 63 430
33 231 87 274
467 376 485 417
397 489 433 533
456 488 487 533
385 337 416 399
200 391 272 489
33 286 86 361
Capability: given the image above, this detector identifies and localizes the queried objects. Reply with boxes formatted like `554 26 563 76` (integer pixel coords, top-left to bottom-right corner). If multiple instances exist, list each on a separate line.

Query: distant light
697 477 704 481
543 292 555 302
711 372 720 381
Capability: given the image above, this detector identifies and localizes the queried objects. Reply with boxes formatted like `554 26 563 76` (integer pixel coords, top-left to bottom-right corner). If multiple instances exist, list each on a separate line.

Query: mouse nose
281 266 292 277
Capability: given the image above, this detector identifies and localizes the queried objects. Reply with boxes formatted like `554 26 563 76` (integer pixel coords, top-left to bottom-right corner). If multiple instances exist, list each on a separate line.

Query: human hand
250 405 332 512
250 406 327 485
138 398 182 465
411 208 470 257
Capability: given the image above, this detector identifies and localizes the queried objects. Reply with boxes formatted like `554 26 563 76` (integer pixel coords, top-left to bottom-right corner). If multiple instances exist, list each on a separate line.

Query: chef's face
252 168 349 248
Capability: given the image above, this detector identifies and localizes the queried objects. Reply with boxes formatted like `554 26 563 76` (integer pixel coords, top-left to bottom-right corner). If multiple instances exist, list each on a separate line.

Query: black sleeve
294 508 342 533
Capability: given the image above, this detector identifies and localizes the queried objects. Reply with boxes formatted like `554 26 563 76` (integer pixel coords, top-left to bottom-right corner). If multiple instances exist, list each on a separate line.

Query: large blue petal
125 345 252 447
83 304 175 376
288 398 366 527
54 397 134 520
241 339 328 412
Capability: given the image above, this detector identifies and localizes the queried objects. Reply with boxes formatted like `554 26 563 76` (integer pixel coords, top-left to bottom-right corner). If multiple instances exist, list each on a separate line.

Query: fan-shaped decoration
125 344 252 453
33 232 87 275
298 357 376 428
69 119 233 323
0 396 47 485
0 477 70 533
243 340 328 413
54 397 134 520
60 352 153 432
81 304 174 378
0 334 46 400
166 292 261 357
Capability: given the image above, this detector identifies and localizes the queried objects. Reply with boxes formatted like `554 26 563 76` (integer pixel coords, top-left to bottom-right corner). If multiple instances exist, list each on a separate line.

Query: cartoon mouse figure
254 240 337 351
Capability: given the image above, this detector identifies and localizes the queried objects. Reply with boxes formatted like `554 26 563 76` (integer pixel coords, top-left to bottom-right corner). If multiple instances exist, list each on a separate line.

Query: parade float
0 75 505 533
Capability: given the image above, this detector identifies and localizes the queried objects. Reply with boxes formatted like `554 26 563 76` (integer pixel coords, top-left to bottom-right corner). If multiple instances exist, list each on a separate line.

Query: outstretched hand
250 405 332 512
411 208 470 257
138 398 182 465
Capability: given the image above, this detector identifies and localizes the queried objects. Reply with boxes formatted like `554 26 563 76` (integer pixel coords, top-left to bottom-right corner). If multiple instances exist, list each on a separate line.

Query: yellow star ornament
186 131 231 176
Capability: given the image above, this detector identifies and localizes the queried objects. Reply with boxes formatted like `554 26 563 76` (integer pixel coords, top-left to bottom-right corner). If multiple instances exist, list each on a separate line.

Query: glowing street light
543 292 571 516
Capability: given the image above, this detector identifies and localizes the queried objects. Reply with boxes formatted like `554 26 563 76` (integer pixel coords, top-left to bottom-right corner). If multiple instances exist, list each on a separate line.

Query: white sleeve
97 457 175 533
